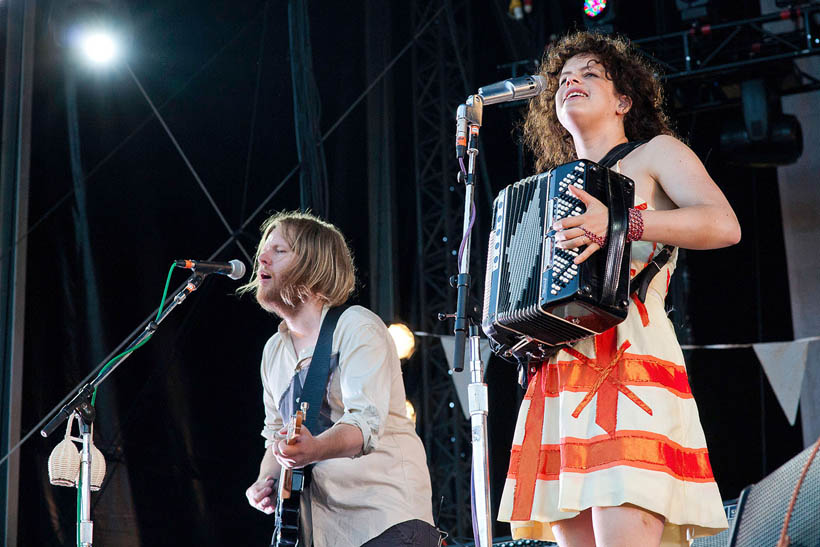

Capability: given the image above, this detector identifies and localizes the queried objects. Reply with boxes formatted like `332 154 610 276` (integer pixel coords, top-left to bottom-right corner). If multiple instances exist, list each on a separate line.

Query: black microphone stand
449 94 493 547
40 272 208 547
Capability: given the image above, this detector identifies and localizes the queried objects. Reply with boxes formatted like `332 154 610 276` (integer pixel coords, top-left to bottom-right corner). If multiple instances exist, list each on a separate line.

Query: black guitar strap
598 139 676 304
297 304 348 436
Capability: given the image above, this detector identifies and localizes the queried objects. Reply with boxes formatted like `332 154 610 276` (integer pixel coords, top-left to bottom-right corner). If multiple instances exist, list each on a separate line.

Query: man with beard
242 211 438 547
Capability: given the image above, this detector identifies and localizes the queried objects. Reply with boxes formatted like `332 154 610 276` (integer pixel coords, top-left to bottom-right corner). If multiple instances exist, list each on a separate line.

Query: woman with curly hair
497 31 741 546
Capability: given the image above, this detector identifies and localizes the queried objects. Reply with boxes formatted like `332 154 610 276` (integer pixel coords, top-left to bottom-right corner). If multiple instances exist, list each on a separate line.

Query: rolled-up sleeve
260 343 284 449
334 322 395 456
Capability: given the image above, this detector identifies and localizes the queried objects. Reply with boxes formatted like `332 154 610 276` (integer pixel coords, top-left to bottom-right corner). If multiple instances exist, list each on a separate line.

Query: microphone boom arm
40 273 206 438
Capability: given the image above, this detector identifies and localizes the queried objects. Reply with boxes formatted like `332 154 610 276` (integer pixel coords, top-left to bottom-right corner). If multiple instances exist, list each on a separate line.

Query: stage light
49 0 131 67
719 79 803 167
405 400 417 424
388 323 416 360
76 28 120 66
583 0 615 32
583 0 607 18
676 0 712 22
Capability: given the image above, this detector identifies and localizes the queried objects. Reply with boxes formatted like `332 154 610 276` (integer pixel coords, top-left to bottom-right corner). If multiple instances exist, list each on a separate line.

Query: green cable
78 264 177 544
90 264 176 406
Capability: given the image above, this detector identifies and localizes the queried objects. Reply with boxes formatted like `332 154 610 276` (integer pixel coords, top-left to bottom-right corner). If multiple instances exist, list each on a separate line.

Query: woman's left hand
552 184 608 264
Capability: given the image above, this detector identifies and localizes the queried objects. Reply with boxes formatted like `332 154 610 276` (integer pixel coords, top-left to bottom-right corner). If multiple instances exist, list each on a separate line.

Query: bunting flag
800 342 820 446
439 335 493 419
752 340 810 425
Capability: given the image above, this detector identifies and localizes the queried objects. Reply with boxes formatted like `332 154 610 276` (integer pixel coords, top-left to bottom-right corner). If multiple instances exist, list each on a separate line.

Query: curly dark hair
524 31 676 172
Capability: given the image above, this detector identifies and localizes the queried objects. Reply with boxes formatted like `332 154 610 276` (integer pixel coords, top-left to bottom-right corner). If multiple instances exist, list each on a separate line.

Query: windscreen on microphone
174 259 247 280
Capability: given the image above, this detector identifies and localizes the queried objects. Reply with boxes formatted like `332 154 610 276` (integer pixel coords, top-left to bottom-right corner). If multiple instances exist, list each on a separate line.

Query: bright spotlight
583 0 608 17
405 400 417 424
388 323 416 360
77 29 120 66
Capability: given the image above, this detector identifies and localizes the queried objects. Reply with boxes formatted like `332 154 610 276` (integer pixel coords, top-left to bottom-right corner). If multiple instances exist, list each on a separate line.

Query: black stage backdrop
15 0 805 545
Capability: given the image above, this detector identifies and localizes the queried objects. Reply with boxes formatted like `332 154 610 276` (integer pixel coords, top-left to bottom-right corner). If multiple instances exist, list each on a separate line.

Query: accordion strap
598 140 649 168
630 245 675 303
598 139 675 306
602 170 630 307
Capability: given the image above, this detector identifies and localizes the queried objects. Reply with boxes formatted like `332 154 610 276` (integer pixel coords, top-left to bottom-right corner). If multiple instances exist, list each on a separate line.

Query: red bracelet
582 228 607 248
581 207 643 248
627 207 644 242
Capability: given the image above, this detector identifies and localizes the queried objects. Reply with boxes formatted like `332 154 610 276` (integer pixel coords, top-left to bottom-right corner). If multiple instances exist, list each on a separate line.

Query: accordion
482 160 635 357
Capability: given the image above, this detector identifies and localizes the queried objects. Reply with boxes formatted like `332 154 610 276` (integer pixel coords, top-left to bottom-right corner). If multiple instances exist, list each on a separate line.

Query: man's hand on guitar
275 424 319 469
245 475 277 515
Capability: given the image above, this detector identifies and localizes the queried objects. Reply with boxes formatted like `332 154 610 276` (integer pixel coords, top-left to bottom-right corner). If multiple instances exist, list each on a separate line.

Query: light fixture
388 323 416 360
76 28 120 66
49 0 131 68
675 0 712 22
583 0 608 18
405 400 417 424
582 0 615 32
719 78 803 167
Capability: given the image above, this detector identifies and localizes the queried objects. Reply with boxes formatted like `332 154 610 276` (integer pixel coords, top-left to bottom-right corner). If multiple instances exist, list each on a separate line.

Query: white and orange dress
497 198 729 546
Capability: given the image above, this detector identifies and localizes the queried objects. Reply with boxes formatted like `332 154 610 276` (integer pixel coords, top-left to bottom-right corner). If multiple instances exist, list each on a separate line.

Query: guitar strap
297 304 348 437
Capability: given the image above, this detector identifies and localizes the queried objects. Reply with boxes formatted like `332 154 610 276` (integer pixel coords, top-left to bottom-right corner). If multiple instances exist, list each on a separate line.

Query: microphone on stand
477 74 547 105
174 259 246 280
455 104 469 159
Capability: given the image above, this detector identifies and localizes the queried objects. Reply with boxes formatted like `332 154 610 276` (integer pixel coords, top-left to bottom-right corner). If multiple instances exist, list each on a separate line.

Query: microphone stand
41 272 208 547
450 95 493 547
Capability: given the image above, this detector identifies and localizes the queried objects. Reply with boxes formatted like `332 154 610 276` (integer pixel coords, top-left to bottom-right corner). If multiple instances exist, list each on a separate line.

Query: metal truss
634 3 820 112
635 3 820 80
411 0 482 539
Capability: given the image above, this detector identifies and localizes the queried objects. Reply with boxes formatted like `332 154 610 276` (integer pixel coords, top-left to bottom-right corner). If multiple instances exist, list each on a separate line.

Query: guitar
272 402 309 547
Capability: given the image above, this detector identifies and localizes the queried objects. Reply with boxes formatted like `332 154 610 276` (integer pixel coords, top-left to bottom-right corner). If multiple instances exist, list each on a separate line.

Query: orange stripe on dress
522 355 692 400
630 293 650 327
508 430 716 483
510 364 547 520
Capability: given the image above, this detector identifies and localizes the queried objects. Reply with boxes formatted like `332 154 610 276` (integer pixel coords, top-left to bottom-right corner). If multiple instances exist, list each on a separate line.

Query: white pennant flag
753 340 810 425
439 335 493 419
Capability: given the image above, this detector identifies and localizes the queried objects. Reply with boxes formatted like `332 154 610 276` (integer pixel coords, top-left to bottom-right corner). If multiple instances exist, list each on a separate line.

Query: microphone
477 74 547 106
174 259 246 280
455 104 468 159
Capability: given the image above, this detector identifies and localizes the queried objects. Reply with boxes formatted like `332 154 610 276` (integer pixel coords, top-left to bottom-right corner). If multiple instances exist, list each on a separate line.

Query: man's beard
256 278 299 317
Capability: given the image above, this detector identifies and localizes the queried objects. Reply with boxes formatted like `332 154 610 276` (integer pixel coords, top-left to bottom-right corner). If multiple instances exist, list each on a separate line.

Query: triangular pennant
754 340 810 425
440 335 492 419
800 341 820 448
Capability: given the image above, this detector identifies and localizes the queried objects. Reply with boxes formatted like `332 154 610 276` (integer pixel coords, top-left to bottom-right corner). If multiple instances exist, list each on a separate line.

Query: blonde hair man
243 211 438 547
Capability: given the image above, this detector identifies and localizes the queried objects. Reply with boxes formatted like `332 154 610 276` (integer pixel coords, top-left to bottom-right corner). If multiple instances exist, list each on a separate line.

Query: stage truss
411 0 484 539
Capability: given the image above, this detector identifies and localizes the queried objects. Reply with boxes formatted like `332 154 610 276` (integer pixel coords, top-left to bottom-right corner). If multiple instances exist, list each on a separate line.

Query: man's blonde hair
239 211 356 307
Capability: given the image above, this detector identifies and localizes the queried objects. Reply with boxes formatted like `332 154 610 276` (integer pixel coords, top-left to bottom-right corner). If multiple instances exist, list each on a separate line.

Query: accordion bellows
482 160 634 357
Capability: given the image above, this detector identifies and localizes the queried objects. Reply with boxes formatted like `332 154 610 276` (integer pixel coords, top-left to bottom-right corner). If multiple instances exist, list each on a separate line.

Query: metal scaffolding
411 0 480 539
634 3 820 113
